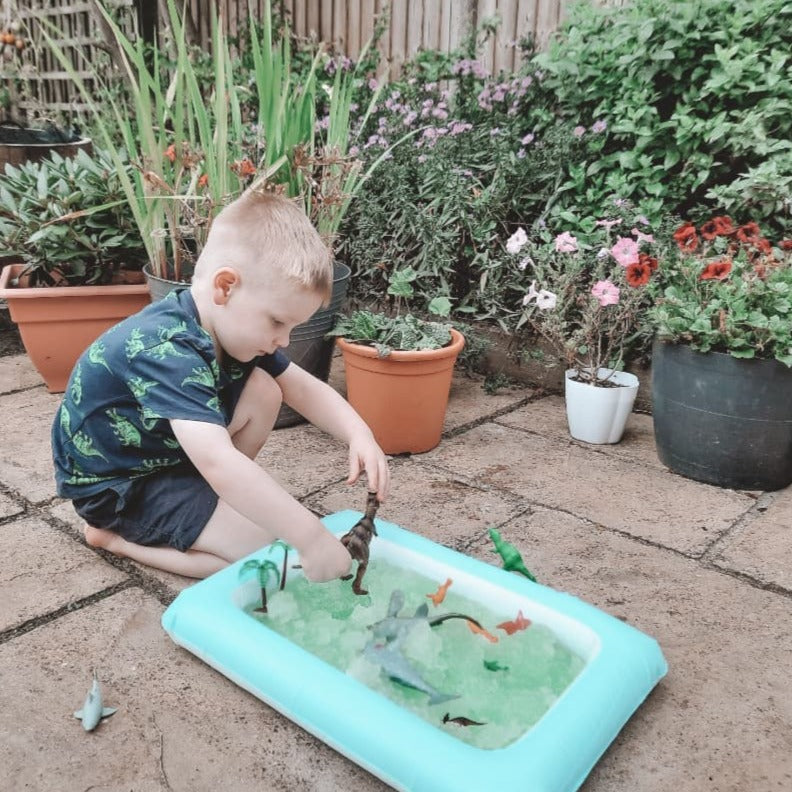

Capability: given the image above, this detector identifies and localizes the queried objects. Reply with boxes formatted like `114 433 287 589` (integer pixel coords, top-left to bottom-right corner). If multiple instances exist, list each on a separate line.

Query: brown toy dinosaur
340 491 379 595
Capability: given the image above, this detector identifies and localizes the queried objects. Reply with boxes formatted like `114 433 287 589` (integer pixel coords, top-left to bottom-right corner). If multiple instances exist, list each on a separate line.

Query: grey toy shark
363 640 460 706
73 670 117 731
369 590 429 644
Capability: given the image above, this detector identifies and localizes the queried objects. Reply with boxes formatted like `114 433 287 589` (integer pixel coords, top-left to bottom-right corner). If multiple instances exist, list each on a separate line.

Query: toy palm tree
267 540 291 590
239 559 280 613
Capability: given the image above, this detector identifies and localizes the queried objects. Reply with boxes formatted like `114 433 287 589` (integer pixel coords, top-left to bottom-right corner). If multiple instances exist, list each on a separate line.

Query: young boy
51 190 390 581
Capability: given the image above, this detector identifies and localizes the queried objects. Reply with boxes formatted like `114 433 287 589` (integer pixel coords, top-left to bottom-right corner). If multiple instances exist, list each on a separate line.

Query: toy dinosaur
488 527 537 582
340 491 379 595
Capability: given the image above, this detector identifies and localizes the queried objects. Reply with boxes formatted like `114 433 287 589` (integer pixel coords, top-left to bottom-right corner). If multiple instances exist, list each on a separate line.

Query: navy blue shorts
72 464 218 551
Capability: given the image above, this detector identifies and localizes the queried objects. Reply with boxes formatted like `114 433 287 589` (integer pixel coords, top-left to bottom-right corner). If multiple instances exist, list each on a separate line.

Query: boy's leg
84 368 283 578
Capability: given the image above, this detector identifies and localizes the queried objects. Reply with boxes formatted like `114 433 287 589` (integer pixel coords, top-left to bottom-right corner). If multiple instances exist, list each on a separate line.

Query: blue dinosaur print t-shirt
52 288 289 500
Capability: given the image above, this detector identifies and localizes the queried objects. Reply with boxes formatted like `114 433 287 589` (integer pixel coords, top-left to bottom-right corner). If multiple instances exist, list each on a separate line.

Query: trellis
0 0 136 119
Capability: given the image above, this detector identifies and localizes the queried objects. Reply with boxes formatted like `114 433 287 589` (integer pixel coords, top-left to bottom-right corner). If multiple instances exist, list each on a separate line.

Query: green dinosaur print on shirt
163 437 181 449
72 431 108 461
69 365 83 406
138 406 161 431
87 340 113 373
125 328 146 360
128 376 159 400
107 409 142 447
132 457 181 474
146 322 191 361
182 366 215 389
59 404 71 436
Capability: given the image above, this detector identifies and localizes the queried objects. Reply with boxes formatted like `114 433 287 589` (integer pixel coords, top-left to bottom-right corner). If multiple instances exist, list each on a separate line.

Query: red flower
673 222 698 252
164 144 177 163
625 261 652 287
735 222 761 244
700 215 734 240
699 259 732 281
781 239 792 251
197 173 209 188
638 251 658 271
232 158 257 177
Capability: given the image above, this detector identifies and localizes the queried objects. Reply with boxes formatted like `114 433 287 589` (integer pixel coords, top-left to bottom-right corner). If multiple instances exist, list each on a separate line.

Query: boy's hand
347 430 391 502
299 530 353 583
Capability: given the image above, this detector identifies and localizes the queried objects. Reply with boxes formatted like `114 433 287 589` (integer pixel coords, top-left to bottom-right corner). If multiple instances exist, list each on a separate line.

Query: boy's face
213 271 324 362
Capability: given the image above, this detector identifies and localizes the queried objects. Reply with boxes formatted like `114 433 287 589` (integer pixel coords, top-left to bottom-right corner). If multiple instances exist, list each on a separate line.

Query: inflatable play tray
162 511 667 791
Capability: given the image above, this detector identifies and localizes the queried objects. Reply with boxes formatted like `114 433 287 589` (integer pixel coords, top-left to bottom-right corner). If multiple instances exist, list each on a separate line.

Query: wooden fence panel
2 0 628 119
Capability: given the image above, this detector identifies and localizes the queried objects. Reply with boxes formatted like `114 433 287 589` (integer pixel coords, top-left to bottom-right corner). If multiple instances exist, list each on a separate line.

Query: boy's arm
170 418 351 582
276 364 391 501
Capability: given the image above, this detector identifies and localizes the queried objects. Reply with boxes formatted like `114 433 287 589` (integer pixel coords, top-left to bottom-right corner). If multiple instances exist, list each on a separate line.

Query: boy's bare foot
84 524 122 553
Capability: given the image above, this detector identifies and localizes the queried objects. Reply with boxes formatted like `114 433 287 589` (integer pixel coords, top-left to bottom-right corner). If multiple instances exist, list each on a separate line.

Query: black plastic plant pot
651 339 792 491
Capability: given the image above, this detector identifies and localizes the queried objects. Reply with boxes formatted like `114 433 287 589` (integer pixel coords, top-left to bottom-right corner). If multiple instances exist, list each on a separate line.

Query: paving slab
496 394 664 470
49 499 196 599
465 507 792 792
0 587 388 792
0 488 23 519
425 423 754 556
443 373 531 432
260 422 350 498
0 387 63 503
712 488 792 591
0 515 128 633
0 353 44 393
309 457 527 549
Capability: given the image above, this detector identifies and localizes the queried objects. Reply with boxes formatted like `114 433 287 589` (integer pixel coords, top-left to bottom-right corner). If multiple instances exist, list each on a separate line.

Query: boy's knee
249 367 282 411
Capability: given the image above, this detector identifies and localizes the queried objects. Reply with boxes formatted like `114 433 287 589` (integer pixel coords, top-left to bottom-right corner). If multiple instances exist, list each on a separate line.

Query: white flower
506 227 528 255
522 280 539 306
536 289 557 310
517 255 534 271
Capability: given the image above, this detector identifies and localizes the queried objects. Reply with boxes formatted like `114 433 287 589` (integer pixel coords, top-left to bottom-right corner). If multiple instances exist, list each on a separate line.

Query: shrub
534 0 792 236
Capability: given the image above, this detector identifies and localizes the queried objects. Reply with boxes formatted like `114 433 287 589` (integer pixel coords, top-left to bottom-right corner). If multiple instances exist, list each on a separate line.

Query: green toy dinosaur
488 528 537 582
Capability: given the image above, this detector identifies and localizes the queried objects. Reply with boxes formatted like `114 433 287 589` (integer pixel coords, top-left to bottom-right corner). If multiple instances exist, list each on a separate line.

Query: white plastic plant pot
162 511 666 792
565 367 639 444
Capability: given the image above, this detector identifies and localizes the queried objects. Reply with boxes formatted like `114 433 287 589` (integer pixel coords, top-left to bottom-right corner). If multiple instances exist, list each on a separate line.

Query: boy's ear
212 267 240 305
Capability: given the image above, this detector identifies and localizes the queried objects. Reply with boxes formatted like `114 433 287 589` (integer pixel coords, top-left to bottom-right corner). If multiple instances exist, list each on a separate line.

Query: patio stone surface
425 422 755 556
0 515 128 633
1 351 790 791
0 384 62 503
712 487 792 590
0 353 44 393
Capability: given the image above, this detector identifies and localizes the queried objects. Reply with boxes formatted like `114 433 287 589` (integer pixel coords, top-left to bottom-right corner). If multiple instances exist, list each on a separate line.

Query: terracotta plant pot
0 263 150 393
336 328 465 454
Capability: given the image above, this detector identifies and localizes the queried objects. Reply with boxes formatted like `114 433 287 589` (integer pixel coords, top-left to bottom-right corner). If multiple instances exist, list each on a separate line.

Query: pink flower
572 125 586 138
554 231 578 253
631 228 655 244
591 280 620 306
610 236 639 267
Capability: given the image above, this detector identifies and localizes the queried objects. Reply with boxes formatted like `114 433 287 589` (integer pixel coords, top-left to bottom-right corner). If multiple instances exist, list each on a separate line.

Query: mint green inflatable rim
161 511 667 792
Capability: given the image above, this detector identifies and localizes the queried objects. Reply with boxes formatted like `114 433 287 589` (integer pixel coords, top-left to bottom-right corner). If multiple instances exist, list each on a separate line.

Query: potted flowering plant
507 200 657 443
647 215 792 490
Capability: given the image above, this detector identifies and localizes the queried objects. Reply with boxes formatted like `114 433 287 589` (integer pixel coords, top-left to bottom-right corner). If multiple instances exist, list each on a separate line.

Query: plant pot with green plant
0 148 150 391
647 216 792 490
328 267 464 454
507 199 657 444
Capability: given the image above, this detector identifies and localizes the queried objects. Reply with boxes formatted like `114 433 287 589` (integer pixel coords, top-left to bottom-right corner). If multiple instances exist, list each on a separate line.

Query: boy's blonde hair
195 190 333 302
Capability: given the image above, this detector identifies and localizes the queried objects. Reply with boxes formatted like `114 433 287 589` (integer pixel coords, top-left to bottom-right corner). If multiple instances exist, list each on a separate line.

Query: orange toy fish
426 577 453 606
496 610 532 635
466 619 498 643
